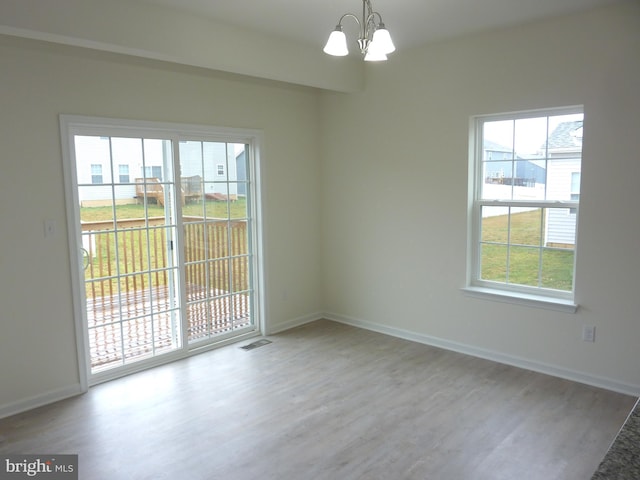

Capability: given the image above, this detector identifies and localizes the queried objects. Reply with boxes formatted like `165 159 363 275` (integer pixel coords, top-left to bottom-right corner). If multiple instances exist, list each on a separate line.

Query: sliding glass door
179 141 254 345
75 135 181 374
61 117 262 384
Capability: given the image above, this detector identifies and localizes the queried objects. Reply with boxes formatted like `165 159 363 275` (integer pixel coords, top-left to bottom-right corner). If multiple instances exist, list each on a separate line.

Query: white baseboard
323 312 640 397
266 312 323 335
0 383 85 420
4 313 636 420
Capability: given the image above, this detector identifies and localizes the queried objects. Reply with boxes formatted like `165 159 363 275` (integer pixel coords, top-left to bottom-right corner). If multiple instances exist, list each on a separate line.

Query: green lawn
480 210 574 291
80 198 248 222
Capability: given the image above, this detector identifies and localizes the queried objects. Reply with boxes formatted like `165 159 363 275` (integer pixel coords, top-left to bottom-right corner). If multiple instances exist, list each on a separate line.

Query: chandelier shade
323 26 349 56
369 24 395 54
364 49 387 62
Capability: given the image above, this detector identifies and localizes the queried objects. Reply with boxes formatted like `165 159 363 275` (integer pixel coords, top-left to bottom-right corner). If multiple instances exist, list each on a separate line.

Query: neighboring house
178 141 239 200
235 148 247 197
483 139 546 185
481 139 547 217
544 121 583 247
75 137 243 206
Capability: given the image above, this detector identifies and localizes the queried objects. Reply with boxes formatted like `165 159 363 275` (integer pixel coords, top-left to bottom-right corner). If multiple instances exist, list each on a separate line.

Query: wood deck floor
87 284 250 371
0 320 635 479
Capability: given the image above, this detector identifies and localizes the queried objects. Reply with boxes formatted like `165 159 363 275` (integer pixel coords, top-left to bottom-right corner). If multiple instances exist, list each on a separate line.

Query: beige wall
1 2 639 417
0 36 323 413
321 3 640 393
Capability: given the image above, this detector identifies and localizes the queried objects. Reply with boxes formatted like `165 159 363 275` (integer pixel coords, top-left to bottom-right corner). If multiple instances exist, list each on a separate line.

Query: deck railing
82 217 248 296
81 216 250 370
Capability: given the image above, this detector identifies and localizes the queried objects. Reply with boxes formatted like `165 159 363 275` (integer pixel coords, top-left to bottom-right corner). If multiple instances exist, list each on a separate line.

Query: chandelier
323 0 396 61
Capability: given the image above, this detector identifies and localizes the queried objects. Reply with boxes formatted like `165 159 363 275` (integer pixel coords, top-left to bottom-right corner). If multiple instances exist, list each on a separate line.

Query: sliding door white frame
60 115 265 389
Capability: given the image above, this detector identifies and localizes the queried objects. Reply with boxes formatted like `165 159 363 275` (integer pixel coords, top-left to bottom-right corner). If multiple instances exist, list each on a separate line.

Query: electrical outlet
44 219 56 238
582 325 596 342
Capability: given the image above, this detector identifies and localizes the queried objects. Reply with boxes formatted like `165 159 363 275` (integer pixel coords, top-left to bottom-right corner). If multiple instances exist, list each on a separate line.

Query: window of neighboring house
217 164 225 176
119 164 130 183
465 106 584 311
144 166 162 180
91 164 103 184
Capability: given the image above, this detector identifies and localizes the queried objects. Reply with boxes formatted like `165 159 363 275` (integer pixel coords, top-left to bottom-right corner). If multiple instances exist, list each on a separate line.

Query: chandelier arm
337 2 384 53
336 13 367 53
364 12 383 39
364 0 374 39
338 13 361 29
367 11 384 27
364 0 374 17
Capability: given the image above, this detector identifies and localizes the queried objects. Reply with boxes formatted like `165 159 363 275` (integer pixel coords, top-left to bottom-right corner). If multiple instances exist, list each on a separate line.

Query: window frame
464 106 583 312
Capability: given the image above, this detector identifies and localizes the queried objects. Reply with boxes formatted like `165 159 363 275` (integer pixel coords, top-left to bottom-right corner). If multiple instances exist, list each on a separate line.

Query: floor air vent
240 339 272 350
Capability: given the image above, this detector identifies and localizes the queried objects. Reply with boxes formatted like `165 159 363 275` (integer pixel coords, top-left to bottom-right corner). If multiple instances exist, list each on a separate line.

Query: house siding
545 157 580 246
75 137 241 206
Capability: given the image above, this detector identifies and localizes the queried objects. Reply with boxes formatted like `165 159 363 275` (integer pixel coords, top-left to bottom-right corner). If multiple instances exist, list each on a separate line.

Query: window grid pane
479 206 576 292
179 141 253 344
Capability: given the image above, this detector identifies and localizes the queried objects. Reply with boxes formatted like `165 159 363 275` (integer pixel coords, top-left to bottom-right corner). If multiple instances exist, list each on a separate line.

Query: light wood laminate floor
0 320 635 479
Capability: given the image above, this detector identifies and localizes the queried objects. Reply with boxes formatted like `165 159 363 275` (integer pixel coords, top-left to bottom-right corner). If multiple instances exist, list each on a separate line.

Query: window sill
461 286 578 313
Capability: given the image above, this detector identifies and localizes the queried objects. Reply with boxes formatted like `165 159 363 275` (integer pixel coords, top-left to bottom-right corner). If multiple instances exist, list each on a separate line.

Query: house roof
483 139 512 153
547 121 583 150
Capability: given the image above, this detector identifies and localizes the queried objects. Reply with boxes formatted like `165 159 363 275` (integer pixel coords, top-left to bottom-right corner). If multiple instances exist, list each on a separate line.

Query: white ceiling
135 0 622 51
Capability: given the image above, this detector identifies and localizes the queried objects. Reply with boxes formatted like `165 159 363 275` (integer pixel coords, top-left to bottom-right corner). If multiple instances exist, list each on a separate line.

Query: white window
91 164 103 184
217 163 225 176
466 107 583 310
118 164 130 183
144 165 163 180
